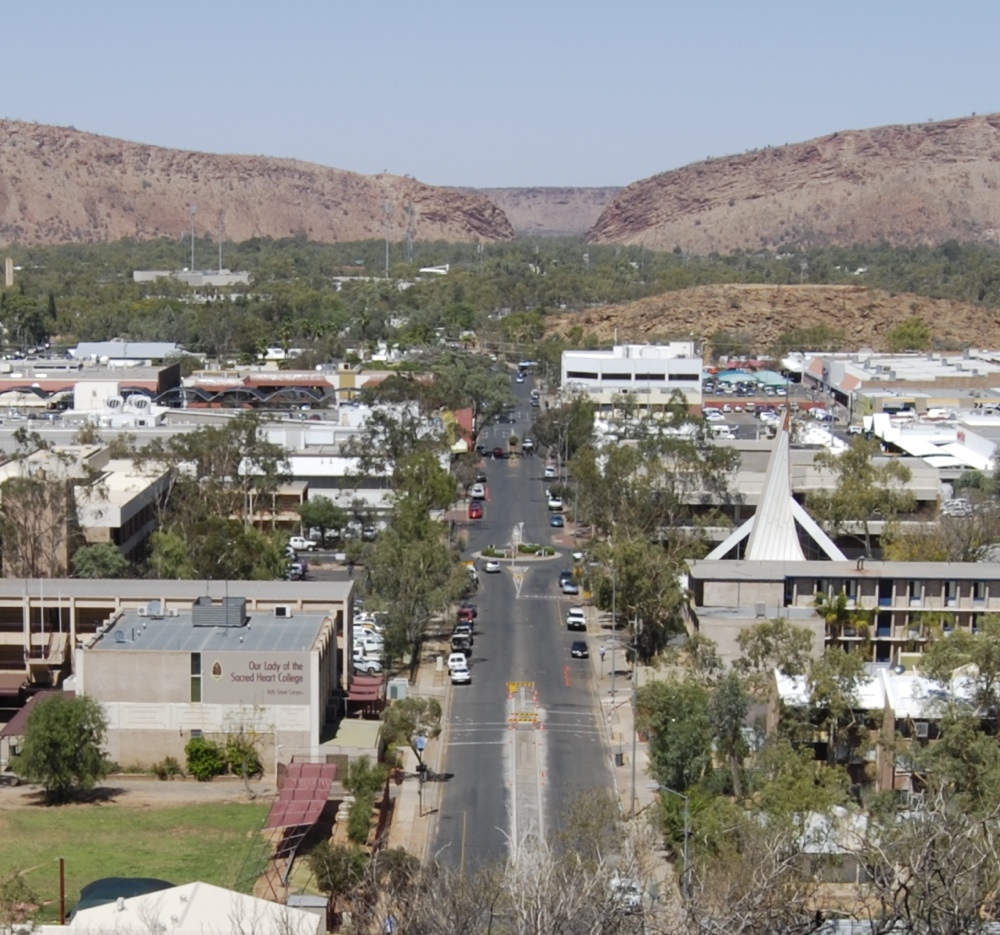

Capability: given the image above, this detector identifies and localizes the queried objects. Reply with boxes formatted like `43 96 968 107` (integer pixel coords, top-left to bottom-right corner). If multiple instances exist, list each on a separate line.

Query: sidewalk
585 605 658 821
384 639 451 861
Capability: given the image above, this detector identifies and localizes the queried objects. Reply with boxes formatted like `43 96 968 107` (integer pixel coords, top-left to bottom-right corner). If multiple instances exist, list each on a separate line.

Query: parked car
451 634 472 654
567 608 586 630
288 536 316 552
543 464 557 479
547 496 564 511
470 483 486 499
484 559 501 573
468 501 483 519
559 569 575 584
353 654 383 675
459 601 478 618
451 665 472 684
447 652 469 672
561 581 580 595
550 514 565 528
942 498 974 517
571 640 589 659
847 424 864 435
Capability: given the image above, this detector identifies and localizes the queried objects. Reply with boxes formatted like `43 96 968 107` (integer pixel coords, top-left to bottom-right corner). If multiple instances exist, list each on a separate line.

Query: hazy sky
4 1 996 189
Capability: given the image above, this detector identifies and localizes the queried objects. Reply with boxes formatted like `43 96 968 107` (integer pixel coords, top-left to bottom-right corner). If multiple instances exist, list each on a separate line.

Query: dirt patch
0 776 277 810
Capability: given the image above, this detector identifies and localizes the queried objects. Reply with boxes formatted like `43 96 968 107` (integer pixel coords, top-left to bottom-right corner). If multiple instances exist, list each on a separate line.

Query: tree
296 496 348 543
381 697 442 765
806 646 869 767
637 678 713 792
530 395 594 464
921 613 1000 723
887 315 932 351
0 474 73 578
735 617 815 697
12 694 112 803
72 542 130 579
808 437 914 557
708 670 751 797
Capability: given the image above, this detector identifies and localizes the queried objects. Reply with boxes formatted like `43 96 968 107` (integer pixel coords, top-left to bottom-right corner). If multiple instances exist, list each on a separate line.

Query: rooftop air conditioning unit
387 678 408 701
137 607 147 617
167 609 179 617
274 605 293 619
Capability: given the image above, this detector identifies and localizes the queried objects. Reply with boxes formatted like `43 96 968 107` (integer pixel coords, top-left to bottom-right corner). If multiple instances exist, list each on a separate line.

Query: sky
3 1 998 189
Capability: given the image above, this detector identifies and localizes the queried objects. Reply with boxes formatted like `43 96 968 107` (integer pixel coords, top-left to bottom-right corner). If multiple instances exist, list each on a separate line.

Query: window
601 372 632 381
974 581 987 602
634 373 666 381
946 580 958 606
815 579 829 599
668 372 700 381
909 581 921 604
190 653 202 703
566 370 598 380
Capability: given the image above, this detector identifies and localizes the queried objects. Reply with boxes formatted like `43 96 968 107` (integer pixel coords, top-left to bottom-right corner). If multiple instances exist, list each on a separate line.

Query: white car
353 635 384 655
470 483 486 499
353 654 383 675
288 536 316 552
547 496 564 511
704 410 725 422
451 665 472 685
483 560 501 573
447 652 469 672
941 498 974 517
543 465 557 480
567 608 586 630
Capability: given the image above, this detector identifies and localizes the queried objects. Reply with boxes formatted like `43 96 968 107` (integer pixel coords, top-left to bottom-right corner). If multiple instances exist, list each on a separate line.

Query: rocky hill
545 283 1000 352
465 187 620 236
0 121 514 246
589 114 1000 254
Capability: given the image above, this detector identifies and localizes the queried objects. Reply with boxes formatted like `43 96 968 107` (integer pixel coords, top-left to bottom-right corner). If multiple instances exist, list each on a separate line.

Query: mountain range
2 115 1000 251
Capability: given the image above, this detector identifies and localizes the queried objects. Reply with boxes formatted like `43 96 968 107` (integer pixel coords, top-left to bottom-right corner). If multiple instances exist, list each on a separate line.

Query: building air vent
274 605 293 619
192 595 248 628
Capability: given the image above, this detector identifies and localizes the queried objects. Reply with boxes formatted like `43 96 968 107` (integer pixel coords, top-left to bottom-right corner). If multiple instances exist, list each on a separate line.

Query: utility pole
189 204 197 271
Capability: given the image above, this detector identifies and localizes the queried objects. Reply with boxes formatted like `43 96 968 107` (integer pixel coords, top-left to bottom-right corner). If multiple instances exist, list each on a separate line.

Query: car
484 560 501 573
447 652 468 672
521 439 535 454
722 404 732 413
353 635 384 654
550 514 565 528
543 464 557 480
847 424 864 435
353 655 383 675
492 447 506 459
561 581 580 595
475 471 488 483
361 526 378 541
559 569 574 583
942 498 974 517
457 606 475 623
475 444 488 456
531 398 540 407
451 634 472 654
470 483 486 499
567 608 586 630
547 496 564 511
451 665 472 684
571 640 589 659
515 374 525 383
704 410 725 422
288 536 316 552
496 413 516 424
460 600 478 618
285 561 308 581
468 501 483 520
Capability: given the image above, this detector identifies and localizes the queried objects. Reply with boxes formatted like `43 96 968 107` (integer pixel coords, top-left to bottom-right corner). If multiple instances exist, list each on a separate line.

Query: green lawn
0 802 269 919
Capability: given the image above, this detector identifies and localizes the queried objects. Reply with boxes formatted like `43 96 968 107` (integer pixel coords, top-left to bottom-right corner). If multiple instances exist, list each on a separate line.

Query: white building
561 343 703 412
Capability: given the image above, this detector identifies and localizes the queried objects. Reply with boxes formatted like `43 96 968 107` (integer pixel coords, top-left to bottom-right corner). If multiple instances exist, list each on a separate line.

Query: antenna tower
404 203 416 263
188 204 197 271
383 200 393 279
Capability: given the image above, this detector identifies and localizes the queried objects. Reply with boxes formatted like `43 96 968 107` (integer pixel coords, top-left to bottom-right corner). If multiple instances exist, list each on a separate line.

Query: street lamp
660 786 690 901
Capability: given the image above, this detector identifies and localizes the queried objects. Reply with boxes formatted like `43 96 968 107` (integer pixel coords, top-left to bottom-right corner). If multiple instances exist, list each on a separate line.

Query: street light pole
661 787 690 901
610 565 617 698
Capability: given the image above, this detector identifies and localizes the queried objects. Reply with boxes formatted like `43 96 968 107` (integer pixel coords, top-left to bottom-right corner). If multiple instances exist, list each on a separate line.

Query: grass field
0 802 270 919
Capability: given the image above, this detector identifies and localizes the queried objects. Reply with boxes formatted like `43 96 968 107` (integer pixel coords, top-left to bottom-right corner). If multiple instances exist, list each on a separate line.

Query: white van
710 424 737 440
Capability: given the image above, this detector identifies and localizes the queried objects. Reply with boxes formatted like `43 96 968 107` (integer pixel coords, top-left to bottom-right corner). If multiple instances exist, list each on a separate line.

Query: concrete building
561 343 703 412
77 588 351 772
689 421 1000 666
0 580 352 717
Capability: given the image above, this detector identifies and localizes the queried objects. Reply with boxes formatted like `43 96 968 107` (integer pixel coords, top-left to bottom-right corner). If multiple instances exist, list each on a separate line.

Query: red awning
266 762 337 830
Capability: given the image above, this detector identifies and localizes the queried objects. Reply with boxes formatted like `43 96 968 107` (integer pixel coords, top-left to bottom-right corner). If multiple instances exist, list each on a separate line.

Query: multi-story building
561 343 703 413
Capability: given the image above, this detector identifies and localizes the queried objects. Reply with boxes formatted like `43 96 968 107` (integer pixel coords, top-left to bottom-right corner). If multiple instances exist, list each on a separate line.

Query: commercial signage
202 652 310 706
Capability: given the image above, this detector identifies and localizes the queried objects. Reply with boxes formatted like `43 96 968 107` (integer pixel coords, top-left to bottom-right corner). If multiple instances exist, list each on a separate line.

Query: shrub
152 756 184 781
225 736 263 781
344 756 389 798
347 793 375 844
184 737 226 782
518 543 541 554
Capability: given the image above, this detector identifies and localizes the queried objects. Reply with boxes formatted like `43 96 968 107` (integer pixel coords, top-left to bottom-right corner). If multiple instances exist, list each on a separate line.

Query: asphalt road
434 377 610 871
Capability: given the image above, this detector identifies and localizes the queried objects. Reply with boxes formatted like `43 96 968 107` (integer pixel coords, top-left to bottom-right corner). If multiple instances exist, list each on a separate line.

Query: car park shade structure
267 762 338 830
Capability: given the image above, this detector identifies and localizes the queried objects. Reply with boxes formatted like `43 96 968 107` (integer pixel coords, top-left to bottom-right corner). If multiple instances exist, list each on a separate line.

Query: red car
469 501 483 519
492 447 505 459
